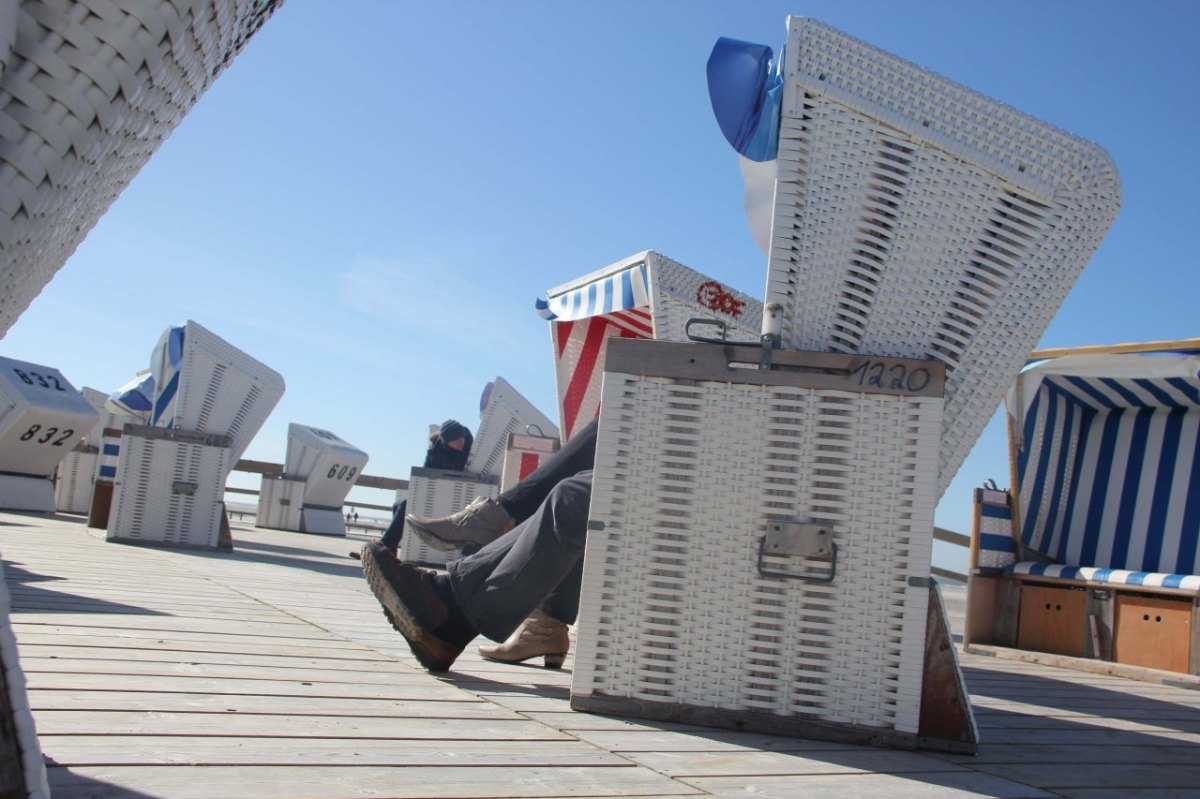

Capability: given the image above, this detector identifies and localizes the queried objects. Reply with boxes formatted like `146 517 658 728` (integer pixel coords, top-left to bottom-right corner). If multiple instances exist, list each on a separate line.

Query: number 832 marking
19 424 75 446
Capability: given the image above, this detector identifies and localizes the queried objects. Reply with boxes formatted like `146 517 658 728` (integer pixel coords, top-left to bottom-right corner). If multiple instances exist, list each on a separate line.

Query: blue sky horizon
2 1 1197 570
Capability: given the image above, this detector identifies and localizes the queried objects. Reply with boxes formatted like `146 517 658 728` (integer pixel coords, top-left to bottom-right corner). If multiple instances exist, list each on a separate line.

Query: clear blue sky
2 1 1196 569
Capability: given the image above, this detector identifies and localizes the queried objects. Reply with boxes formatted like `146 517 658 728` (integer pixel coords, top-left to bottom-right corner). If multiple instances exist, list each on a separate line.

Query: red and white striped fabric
551 309 652 440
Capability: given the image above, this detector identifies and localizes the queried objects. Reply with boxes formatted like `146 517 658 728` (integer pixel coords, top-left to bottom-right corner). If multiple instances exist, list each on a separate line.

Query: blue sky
2 1 1197 570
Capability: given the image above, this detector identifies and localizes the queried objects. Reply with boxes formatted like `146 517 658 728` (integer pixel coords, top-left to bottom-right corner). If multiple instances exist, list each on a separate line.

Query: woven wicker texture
152 320 285 465
465 377 558 478
765 18 1120 499
575 353 943 734
255 473 302 530
53 385 115 512
283 423 368 511
398 467 498 568
0 0 284 339
107 428 231 548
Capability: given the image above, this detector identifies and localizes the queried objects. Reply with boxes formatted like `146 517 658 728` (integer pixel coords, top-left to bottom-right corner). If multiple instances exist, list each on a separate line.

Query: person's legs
378 500 406 551
405 420 598 549
361 471 593 673
447 470 592 641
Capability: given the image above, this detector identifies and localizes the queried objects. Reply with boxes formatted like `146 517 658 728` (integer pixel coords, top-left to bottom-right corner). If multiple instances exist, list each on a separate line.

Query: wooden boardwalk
3 511 1199 799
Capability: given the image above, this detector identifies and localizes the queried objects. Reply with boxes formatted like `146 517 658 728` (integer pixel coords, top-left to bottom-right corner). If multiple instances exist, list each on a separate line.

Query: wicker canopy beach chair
967 340 1200 675
256 423 369 536
573 17 1120 752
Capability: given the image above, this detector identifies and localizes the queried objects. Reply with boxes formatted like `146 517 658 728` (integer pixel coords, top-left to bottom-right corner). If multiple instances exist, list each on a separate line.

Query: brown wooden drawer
1017 583 1088 657
1114 592 1193 674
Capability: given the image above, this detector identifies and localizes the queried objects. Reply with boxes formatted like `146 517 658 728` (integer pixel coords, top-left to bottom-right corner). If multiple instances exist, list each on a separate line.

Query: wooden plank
25 673 466 701
33 710 570 739
18 657 444 686
1029 338 1200 360
25 690 502 717
47 765 698 799
973 762 1200 790
625 748 965 776
685 772 1054 799
42 735 626 767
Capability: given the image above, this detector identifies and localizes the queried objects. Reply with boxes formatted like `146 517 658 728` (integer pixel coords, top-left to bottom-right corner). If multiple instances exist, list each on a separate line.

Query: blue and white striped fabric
1013 353 1200 577
975 489 1016 571
1008 561 1200 593
150 324 186 428
535 264 650 322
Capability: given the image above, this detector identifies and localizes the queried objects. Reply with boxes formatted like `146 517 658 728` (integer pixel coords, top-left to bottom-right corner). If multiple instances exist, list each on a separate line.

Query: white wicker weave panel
255 474 303 531
0 559 50 799
54 447 98 514
0 1 284 339
575 366 941 734
107 430 230 549
283 423 369 509
398 468 499 567
765 18 1120 500
162 320 286 464
465 377 559 477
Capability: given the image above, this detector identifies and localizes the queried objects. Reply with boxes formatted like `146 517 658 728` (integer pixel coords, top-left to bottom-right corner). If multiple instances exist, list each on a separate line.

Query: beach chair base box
256 474 304 531
0 357 98 512
106 425 232 550
399 467 499 567
571 339 976 752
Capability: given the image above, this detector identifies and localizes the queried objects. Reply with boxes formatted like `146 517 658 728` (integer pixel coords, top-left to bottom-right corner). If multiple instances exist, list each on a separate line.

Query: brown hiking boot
405 496 515 552
359 542 463 671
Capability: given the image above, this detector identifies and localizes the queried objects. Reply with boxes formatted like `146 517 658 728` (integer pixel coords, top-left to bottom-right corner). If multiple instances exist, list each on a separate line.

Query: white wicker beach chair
539 250 764 440
573 339 975 751
464 377 558 478
500 431 561 493
107 320 284 548
53 386 119 514
262 423 369 535
762 18 1121 498
0 356 96 512
398 467 499 568
0 0 284 340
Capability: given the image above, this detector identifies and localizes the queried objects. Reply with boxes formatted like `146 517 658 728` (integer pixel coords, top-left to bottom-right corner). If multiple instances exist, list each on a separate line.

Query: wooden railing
228 459 971 581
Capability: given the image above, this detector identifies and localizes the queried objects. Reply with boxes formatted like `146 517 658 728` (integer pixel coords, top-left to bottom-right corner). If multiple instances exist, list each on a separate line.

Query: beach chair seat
0 356 96 512
398 468 499 567
0 0 283 342
465 377 559 478
255 423 369 536
539 250 763 440
107 321 284 549
967 346 1200 674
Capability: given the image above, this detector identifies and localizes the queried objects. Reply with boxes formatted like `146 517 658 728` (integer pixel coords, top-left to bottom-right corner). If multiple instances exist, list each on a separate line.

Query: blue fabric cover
706 36 784 162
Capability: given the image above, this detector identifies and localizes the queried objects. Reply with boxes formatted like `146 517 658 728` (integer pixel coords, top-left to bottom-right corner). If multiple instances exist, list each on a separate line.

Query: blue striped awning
1012 351 1200 577
535 263 651 322
150 324 186 428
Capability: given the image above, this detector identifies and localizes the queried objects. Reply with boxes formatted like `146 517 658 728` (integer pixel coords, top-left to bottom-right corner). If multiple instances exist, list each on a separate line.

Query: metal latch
757 521 837 582
171 481 198 496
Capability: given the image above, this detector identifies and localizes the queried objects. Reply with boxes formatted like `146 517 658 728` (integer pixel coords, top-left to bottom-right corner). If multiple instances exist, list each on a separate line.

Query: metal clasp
757 520 837 582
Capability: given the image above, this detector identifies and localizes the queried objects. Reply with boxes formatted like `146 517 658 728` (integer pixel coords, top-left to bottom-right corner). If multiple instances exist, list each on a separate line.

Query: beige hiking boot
405 496 515 552
478 608 570 669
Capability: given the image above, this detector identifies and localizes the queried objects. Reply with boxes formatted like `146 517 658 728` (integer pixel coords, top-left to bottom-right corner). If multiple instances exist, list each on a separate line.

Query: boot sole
360 544 460 672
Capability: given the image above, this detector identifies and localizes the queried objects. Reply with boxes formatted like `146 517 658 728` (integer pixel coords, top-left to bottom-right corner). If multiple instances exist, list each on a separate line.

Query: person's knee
547 471 592 546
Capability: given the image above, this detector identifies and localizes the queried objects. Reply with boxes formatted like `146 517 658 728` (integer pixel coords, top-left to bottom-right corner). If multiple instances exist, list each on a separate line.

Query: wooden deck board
5 511 1200 799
